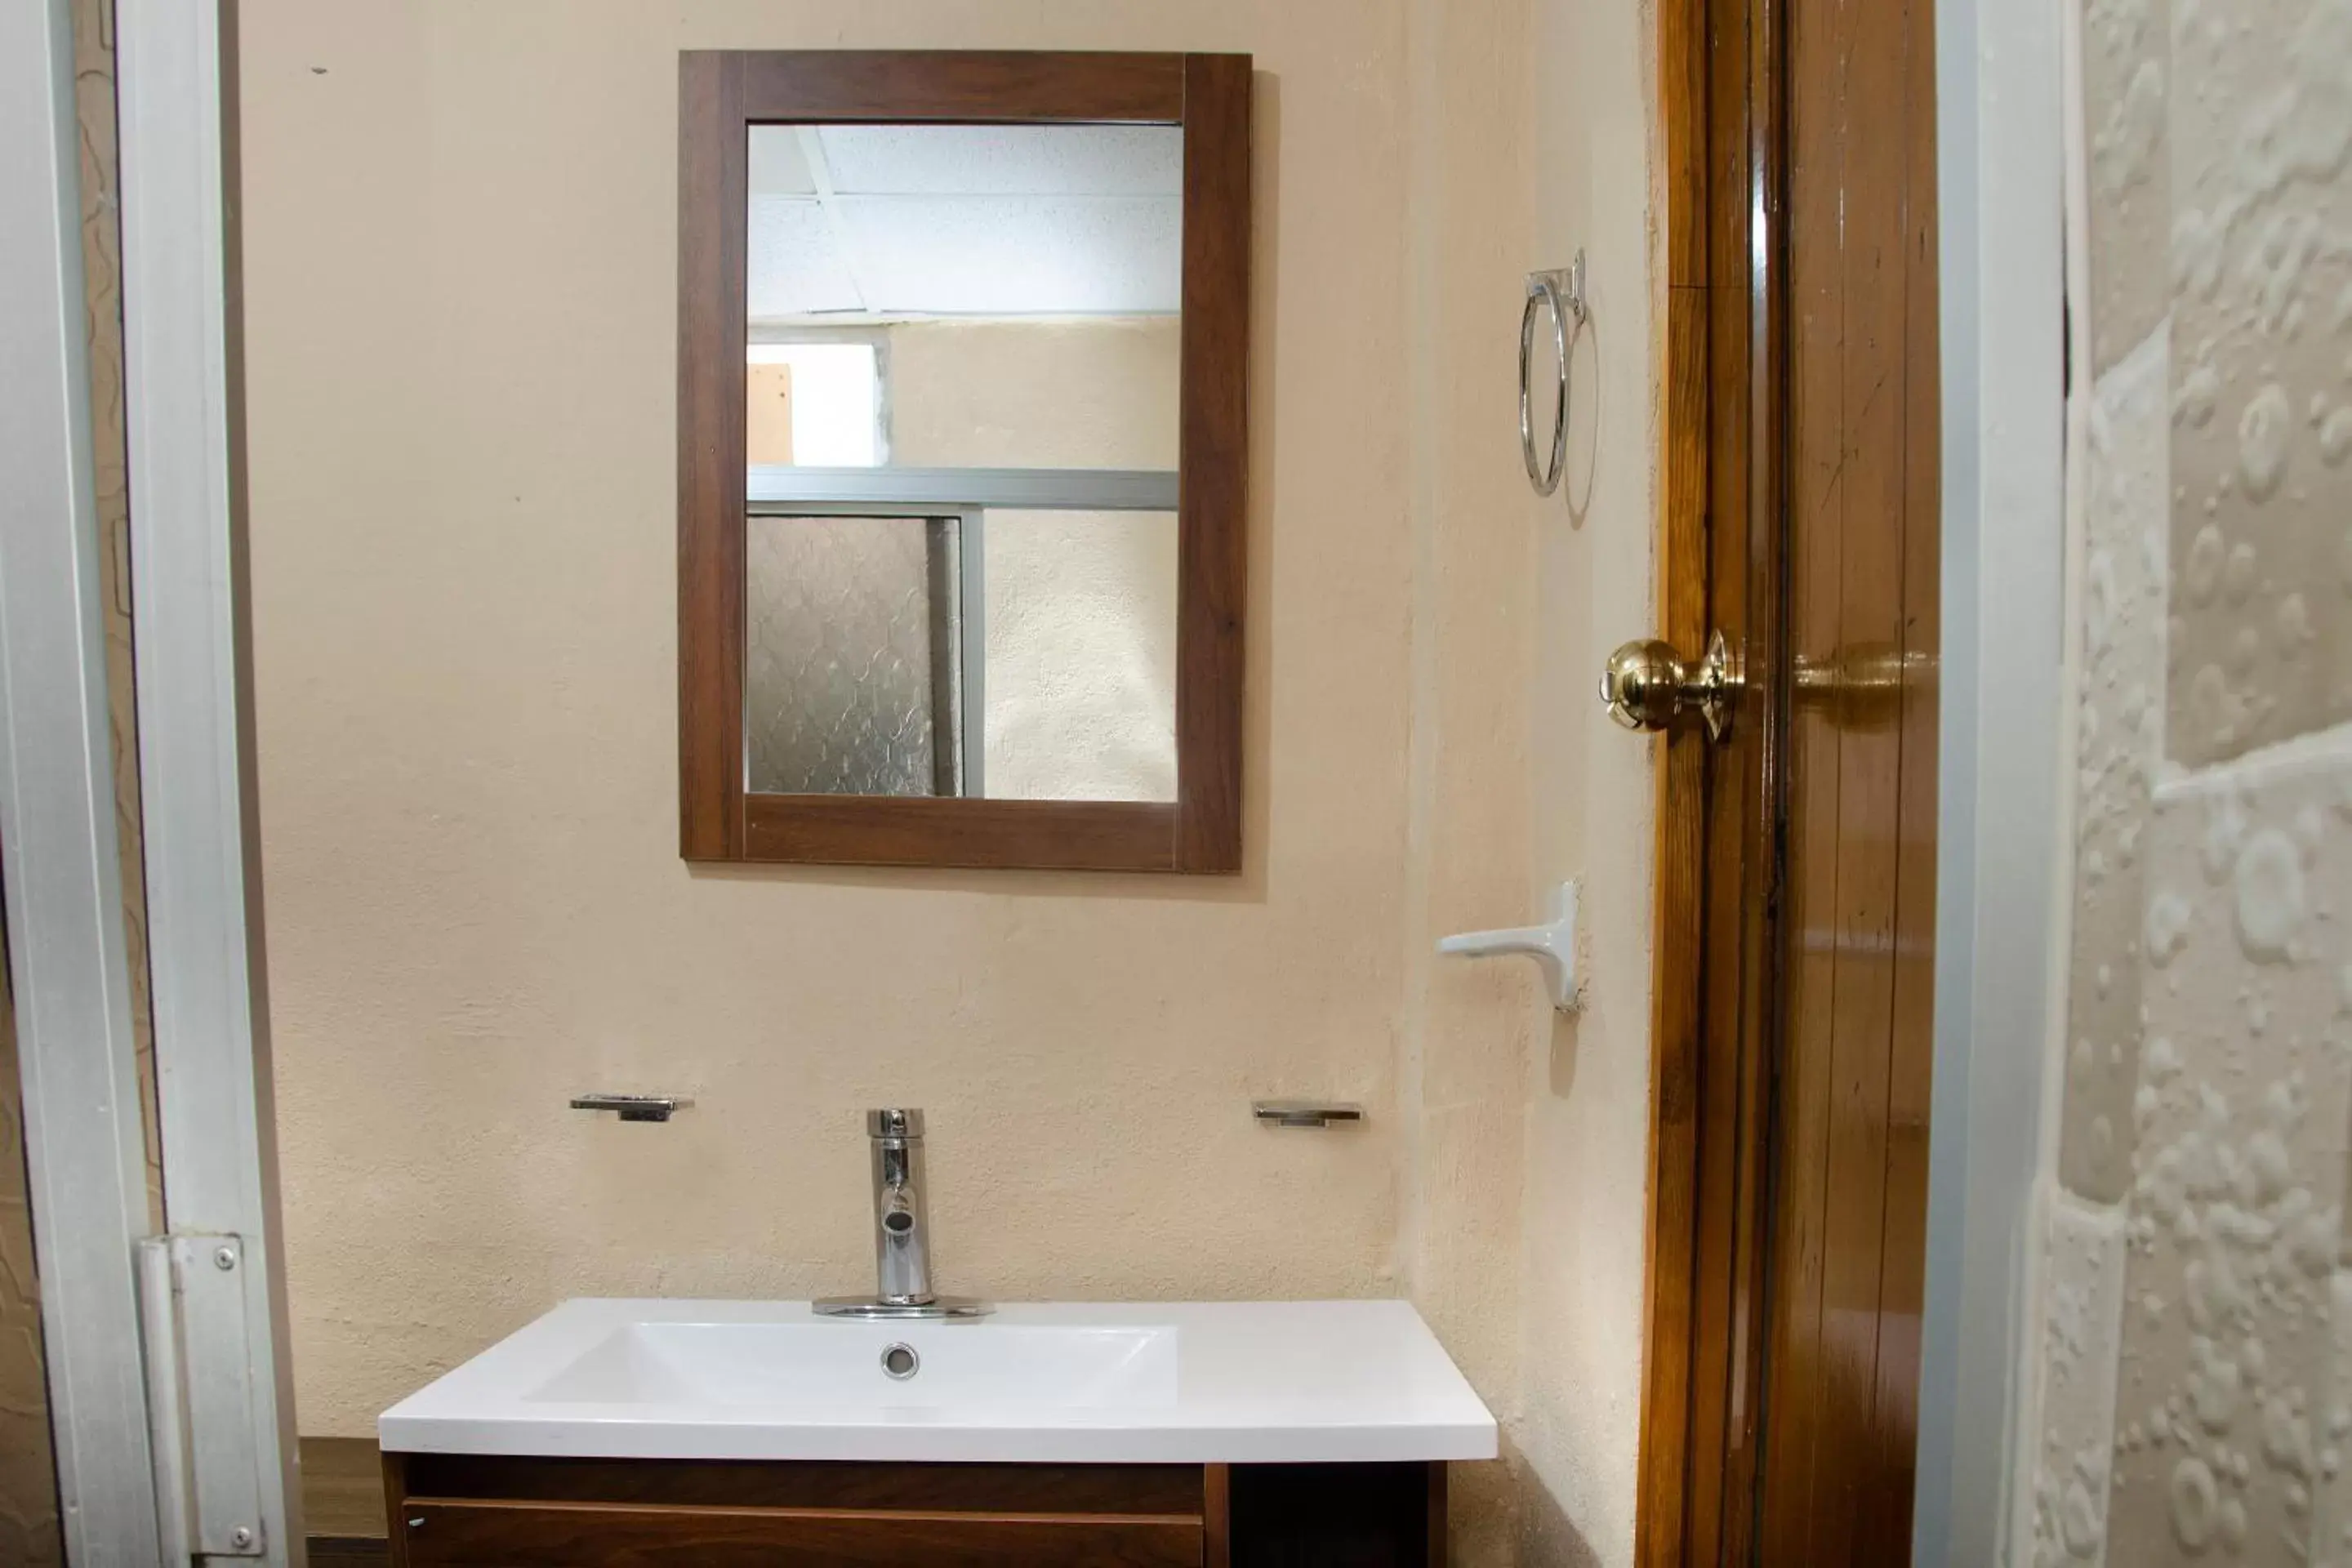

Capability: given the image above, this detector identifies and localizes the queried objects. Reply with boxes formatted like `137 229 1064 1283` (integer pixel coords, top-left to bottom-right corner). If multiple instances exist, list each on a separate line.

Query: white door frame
0 0 169 1561
1913 0 2072 1560
1 0 302 1561
118 0 304 1560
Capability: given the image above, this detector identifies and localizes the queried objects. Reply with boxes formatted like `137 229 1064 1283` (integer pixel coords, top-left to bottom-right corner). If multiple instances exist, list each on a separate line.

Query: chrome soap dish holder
1521 250 1588 497
569 1093 693 1123
1253 1100 1365 1129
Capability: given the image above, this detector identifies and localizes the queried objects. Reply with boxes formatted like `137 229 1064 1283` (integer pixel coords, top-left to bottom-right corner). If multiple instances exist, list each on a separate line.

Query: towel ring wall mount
1520 251 1588 497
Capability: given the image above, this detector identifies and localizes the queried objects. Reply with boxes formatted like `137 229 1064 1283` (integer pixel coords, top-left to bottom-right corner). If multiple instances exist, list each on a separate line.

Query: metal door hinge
137 1235 268 1558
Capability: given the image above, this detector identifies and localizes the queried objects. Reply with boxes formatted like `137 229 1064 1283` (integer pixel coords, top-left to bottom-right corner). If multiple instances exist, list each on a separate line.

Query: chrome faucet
867 1107 933 1304
813 1109 991 1319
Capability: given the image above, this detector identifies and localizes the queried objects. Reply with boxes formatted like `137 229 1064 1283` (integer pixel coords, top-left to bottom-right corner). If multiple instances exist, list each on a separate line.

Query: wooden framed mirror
677 51 1250 873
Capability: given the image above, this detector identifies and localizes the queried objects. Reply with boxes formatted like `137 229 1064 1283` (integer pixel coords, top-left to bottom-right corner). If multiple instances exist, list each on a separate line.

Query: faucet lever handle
866 1108 924 1138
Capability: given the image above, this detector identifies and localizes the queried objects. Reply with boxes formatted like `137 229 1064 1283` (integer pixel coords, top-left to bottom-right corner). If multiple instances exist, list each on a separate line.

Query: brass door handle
1792 644 1935 729
1600 630 1740 741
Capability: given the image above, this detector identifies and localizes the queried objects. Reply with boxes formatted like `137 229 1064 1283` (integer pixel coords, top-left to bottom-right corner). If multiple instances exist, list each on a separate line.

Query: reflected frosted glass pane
746 515 958 796
982 510 1177 802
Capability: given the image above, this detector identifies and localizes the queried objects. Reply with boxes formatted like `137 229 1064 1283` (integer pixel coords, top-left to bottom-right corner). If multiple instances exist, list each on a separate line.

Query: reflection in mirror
744 509 1178 803
746 514 960 797
744 122 1182 802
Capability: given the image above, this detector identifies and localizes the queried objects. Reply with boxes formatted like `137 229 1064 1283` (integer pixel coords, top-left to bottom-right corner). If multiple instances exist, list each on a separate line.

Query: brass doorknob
1600 630 1739 741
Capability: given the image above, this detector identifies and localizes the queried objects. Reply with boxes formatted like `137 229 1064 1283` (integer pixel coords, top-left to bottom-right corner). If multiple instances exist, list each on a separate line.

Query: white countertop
379 1298 1497 1466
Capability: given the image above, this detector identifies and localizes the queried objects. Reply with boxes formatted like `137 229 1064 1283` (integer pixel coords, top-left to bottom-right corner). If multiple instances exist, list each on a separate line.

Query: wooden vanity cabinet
382 1452 1449 1567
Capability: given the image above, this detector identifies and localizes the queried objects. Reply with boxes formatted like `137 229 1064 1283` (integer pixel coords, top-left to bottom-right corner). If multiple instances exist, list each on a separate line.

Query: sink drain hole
880 1342 920 1380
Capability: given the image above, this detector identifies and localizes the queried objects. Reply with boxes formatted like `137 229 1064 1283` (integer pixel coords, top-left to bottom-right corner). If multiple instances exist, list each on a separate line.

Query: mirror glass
744 122 1183 802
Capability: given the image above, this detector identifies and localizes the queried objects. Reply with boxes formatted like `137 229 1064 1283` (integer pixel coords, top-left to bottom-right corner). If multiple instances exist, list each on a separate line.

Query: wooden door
1755 0 1941 1555
1636 0 1940 1559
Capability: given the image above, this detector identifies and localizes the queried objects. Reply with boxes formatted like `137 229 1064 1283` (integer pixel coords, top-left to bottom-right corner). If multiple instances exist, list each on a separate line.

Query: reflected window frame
745 468 1184 804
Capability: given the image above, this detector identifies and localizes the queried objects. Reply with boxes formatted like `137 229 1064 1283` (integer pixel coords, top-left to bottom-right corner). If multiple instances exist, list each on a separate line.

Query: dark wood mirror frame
677 51 1250 874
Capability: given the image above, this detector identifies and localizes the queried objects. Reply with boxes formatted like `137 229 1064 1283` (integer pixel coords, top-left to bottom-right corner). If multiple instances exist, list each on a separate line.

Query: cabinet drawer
399 1454 1206 1517
399 1498 1205 1566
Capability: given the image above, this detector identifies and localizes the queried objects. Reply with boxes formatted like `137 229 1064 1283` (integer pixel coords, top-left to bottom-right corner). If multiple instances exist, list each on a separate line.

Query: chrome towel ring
1521 251 1588 497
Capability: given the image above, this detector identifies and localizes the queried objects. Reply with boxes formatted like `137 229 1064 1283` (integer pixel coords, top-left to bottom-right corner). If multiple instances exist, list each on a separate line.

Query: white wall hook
1437 880 1582 1012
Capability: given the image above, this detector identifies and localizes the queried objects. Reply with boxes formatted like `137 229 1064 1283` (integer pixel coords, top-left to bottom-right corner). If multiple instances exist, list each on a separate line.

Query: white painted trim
0 0 167 1560
750 465 1178 513
1911 0 2071 1557
117 0 304 1558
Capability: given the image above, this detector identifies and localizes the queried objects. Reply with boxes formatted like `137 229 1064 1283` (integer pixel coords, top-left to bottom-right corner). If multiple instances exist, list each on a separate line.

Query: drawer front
398 1454 1206 1517
400 1499 1204 1567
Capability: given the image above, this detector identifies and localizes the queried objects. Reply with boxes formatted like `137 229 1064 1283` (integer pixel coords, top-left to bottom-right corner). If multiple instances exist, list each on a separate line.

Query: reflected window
745 341 880 467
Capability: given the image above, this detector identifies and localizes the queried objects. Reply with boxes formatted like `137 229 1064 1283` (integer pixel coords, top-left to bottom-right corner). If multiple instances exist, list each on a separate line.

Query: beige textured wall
981 509 1179 802
1506 0 1659 1560
1389 0 1540 1554
2016 0 2352 1561
243 0 1417 1433
889 318 1178 470
1387 0 1659 1560
240 4 1660 1560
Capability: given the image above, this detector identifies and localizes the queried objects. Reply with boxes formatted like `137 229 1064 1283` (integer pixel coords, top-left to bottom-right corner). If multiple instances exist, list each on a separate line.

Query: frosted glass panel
745 515 958 795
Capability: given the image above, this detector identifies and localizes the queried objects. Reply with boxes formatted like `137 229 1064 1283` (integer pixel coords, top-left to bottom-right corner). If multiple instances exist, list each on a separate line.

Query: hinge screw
213 1245 238 1271
229 1526 253 1548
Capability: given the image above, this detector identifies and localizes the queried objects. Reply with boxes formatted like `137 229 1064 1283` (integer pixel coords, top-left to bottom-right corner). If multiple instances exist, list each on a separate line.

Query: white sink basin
381 1298 1496 1465
528 1319 1179 1410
